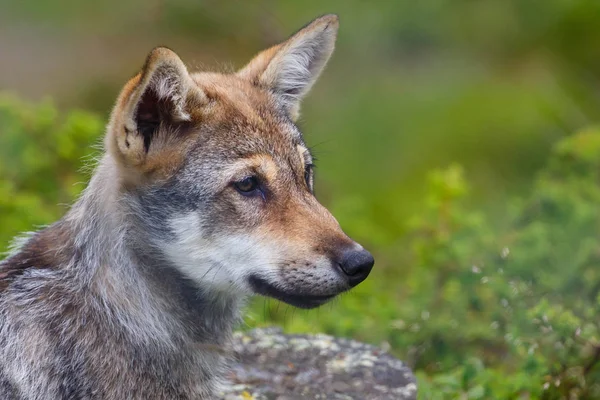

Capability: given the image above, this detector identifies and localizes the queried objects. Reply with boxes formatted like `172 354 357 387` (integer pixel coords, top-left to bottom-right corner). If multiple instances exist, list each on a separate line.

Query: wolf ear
238 14 339 120
109 47 203 168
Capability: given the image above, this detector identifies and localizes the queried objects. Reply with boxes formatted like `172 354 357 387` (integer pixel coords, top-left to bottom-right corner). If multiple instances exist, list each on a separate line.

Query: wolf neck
62 155 242 346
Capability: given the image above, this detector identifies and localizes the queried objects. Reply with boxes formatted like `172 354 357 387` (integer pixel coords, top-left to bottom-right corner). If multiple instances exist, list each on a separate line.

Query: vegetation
0 95 100 247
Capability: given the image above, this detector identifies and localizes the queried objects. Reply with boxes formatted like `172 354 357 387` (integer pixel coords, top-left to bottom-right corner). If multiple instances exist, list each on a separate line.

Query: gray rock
220 328 417 400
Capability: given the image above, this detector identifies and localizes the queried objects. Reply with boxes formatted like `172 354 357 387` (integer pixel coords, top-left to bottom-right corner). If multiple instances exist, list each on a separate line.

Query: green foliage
0 95 101 249
390 132 600 398
406 138 600 398
2 101 600 398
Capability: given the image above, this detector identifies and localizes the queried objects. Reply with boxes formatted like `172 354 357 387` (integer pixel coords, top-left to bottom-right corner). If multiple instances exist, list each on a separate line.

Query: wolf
0 14 374 399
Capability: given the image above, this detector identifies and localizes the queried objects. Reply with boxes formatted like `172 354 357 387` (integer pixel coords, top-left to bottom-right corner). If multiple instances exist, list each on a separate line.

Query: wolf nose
338 248 374 287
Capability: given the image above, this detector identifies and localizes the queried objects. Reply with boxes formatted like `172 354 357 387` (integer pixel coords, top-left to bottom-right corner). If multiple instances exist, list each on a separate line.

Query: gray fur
0 159 241 399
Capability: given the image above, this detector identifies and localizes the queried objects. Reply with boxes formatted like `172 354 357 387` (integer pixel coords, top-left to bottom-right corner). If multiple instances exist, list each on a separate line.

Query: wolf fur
0 14 373 399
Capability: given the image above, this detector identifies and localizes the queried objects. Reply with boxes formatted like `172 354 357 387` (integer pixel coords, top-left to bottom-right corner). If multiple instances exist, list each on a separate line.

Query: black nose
338 248 374 287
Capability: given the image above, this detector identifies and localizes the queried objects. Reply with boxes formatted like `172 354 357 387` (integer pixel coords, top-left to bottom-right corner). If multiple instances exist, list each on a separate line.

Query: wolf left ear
109 47 204 169
238 14 339 120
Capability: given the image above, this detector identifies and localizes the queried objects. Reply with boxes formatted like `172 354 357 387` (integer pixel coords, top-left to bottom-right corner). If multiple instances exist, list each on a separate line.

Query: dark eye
234 176 260 195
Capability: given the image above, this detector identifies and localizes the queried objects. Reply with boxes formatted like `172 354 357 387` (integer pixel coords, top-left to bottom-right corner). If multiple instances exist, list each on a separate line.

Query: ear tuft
238 14 339 119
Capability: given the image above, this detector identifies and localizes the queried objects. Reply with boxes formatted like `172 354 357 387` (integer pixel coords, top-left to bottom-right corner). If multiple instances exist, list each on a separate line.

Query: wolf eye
234 176 260 195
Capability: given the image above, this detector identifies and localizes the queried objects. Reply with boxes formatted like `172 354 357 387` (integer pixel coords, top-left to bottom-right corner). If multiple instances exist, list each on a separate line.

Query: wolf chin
0 14 374 399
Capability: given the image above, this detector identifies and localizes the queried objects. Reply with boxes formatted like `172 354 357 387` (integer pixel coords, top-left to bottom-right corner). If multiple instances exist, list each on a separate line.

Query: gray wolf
0 14 373 399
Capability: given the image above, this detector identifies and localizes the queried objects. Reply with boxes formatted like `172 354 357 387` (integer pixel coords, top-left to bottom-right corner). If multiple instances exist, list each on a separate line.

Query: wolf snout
335 246 374 287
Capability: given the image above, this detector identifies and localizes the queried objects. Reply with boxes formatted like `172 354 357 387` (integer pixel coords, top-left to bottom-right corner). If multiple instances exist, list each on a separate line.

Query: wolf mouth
248 275 338 309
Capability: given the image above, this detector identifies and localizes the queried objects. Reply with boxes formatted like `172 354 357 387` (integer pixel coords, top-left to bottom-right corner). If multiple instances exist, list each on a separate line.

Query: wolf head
105 15 373 309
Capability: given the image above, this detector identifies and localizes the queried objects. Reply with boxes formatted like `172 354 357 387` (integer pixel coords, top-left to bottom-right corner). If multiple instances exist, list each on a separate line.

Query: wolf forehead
153 72 311 168
195 72 304 134
181 106 312 190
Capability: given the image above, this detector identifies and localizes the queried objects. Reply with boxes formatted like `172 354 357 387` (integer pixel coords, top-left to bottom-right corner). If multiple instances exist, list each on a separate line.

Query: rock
220 327 417 400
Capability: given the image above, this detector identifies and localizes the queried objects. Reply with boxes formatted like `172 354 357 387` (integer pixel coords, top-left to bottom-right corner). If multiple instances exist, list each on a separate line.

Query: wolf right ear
108 47 205 168
238 14 339 121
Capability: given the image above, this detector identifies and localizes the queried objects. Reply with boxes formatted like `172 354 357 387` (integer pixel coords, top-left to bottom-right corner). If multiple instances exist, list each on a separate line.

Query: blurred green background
2 1 600 398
